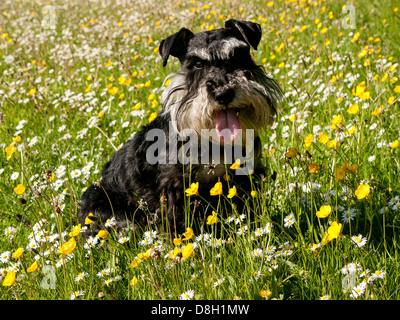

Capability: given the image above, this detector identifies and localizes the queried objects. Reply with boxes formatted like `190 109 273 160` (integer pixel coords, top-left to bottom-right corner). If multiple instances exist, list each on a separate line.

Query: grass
0 0 400 300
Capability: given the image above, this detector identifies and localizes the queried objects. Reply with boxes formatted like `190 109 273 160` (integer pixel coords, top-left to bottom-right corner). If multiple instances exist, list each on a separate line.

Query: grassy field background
1 0 400 300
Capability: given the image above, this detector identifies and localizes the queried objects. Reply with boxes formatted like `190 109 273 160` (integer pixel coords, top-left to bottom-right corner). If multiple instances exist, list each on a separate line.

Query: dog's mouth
215 108 241 142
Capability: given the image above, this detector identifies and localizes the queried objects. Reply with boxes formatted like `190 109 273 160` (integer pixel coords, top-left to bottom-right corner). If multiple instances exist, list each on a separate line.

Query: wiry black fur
78 19 282 237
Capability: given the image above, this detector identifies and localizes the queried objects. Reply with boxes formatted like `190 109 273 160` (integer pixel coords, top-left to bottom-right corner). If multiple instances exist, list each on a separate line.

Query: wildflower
321 222 342 245
10 172 19 180
210 182 223 196
2 270 16 287
327 140 337 148
355 184 370 199
182 227 194 241
391 140 399 149
284 213 295 228
319 295 331 300
308 163 319 173
69 224 82 237
118 236 129 244
206 211 219 225
180 289 195 300
260 289 272 299
351 234 367 248
284 148 298 158
75 272 88 282
181 243 194 259
316 205 332 218
11 248 23 259
14 184 26 195
318 133 329 144
230 158 241 169
96 230 108 239
148 112 157 123
350 282 366 299
304 134 313 148
185 182 199 196
331 115 342 129
213 278 225 287
5 145 16 156
1 251 11 263
347 104 359 114
227 186 237 198
58 237 76 255
84 213 96 225
173 238 182 246
370 270 386 281
341 262 362 275
70 291 85 300
130 276 139 287
27 261 38 273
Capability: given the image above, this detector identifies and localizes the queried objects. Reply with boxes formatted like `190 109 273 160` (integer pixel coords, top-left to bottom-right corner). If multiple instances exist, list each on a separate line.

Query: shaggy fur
78 19 282 236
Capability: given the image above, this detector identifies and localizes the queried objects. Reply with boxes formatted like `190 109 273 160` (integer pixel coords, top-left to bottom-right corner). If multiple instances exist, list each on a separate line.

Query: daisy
213 278 225 287
70 169 81 179
75 272 88 282
349 282 366 299
351 234 367 248
10 172 19 180
180 289 195 300
0 251 11 263
319 295 331 300
118 236 130 244
70 290 85 300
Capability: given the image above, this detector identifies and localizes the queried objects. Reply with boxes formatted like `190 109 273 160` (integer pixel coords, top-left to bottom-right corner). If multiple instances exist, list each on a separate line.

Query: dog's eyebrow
187 48 212 61
219 38 248 59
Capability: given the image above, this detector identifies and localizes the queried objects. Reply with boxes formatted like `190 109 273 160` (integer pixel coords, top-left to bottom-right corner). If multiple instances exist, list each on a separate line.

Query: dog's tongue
215 109 240 142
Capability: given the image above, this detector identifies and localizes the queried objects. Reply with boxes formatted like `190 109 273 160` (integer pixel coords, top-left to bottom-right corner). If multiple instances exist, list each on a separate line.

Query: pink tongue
215 109 240 142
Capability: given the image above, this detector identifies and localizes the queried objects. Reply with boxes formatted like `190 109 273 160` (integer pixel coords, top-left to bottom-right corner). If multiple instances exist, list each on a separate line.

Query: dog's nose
214 88 235 105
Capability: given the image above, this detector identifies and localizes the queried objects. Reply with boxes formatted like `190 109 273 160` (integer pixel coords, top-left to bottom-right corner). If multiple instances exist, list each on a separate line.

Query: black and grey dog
78 19 282 236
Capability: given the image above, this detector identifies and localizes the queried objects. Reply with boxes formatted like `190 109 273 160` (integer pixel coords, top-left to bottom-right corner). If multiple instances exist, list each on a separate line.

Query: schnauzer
78 19 282 237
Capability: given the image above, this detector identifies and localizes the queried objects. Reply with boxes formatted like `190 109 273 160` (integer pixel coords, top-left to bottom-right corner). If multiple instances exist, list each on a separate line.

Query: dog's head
159 19 282 143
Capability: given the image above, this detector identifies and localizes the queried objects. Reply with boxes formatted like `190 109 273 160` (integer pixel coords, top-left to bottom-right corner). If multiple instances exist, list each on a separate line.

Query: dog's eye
194 60 205 69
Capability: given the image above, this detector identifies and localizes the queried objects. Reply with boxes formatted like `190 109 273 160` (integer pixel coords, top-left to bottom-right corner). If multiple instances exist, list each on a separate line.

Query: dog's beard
160 67 282 144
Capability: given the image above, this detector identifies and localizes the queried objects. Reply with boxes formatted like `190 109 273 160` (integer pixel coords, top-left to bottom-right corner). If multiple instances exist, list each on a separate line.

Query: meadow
0 0 399 300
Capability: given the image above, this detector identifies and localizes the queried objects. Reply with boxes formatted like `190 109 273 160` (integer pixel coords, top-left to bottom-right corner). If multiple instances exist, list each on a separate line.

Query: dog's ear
159 28 194 67
225 19 262 50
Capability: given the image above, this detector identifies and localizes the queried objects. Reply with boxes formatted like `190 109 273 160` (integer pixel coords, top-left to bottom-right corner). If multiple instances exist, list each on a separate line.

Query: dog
78 19 282 237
